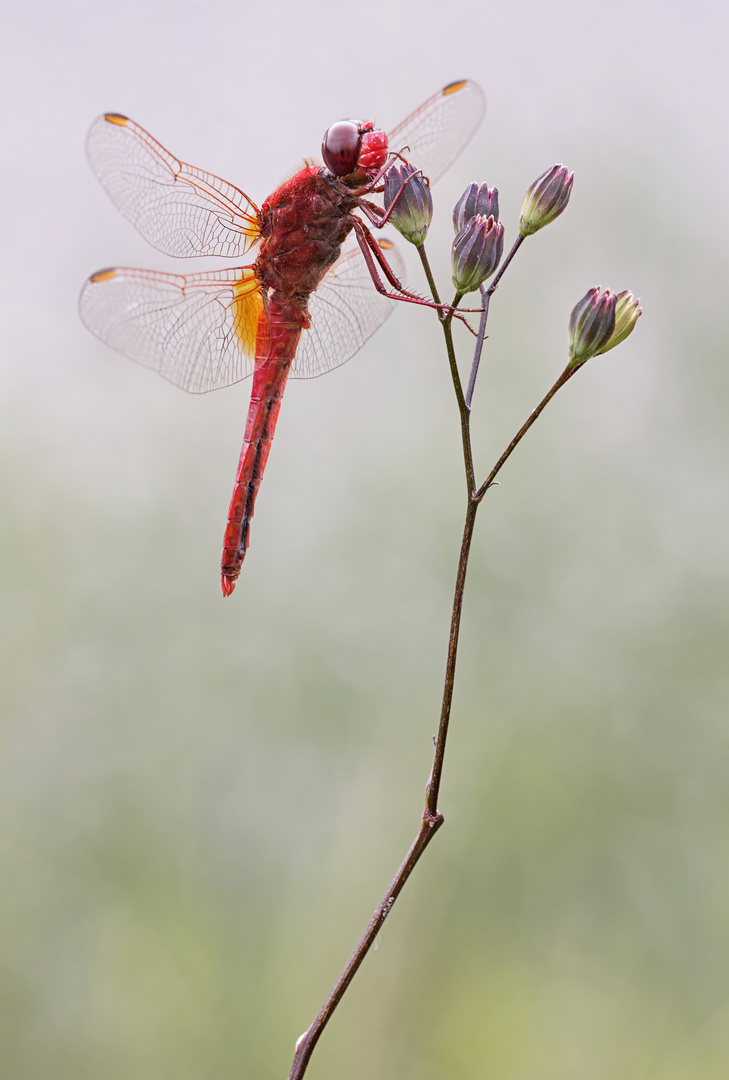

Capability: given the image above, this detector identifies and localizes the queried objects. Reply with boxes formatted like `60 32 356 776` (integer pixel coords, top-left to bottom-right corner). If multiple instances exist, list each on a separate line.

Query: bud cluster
383 154 640 368
451 182 504 294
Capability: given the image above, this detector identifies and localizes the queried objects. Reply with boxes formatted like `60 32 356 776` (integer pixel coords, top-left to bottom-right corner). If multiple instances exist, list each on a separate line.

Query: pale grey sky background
3 0 726 569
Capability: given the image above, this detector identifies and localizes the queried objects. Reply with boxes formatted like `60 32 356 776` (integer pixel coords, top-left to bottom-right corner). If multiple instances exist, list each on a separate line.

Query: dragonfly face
321 119 388 180
80 80 485 595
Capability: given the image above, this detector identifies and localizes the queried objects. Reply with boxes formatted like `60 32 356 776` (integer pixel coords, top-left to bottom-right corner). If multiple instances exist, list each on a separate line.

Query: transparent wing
80 236 405 389
387 79 485 184
79 265 264 394
86 113 261 259
287 81 484 186
291 235 406 379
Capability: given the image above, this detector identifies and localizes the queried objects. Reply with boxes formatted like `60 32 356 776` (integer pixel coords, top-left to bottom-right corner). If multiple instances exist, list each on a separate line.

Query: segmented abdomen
220 298 308 597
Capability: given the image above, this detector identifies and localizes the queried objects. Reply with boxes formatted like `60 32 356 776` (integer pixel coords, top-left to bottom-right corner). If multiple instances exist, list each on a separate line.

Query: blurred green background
2 1 728 1077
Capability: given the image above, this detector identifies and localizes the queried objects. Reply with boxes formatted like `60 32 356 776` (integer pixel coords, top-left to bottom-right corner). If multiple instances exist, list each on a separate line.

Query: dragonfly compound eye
321 120 363 177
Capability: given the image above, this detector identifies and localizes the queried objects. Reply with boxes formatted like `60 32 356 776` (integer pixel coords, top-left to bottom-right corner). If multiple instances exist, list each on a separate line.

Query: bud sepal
596 290 642 354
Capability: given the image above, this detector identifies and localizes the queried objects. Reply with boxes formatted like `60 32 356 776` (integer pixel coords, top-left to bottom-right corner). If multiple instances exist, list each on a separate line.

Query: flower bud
451 215 505 294
383 163 433 247
520 165 574 236
453 182 499 233
596 290 642 354
568 287 616 367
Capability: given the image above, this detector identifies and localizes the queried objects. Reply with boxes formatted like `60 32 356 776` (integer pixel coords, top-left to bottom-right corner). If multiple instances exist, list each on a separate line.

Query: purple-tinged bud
383 163 433 247
451 214 505 294
568 287 617 367
453 182 499 233
568 288 641 367
596 290 642 354
520 165 574 237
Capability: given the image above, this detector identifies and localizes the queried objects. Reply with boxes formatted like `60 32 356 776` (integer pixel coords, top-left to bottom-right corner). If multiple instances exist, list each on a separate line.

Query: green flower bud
453 182 499 234
383 163 433 247
451 215 504 294
520 164 574 236
596 290 642 354
568 287 616 367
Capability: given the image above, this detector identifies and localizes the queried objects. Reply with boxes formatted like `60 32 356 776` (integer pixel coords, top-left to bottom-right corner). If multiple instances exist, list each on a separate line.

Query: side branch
285 242 573 1080
476 365 576 500
465 235 524 409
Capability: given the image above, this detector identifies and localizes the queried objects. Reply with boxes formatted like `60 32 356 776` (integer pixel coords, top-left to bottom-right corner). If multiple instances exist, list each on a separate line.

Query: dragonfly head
321 120 388 182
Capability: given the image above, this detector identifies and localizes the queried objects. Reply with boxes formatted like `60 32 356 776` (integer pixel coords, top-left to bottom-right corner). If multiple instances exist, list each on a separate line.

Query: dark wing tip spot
442 80 468 96
89 267 117 283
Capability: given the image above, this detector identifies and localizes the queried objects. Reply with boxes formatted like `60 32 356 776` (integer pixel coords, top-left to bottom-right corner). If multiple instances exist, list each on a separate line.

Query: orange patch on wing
104 113 128 125
232 276 265 358
443 80 468 96
89 268 117 283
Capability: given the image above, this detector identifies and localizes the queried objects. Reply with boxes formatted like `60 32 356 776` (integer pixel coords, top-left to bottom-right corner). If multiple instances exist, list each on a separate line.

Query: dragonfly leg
352 219 473 322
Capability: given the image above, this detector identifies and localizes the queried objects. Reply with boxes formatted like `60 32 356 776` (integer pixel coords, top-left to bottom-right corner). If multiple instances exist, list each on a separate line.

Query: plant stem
288 809 443 1080
284 239 574 1080
286 483 477 1080
475 365 576 500
465 234 525 409
417 248 476 495
426 497 478 815
286 253 479 1080
489 232 524 292
465 284 490 410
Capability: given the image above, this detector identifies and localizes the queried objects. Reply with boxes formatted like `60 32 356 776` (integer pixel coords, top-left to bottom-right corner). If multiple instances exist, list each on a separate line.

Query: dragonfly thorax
257 167 358 300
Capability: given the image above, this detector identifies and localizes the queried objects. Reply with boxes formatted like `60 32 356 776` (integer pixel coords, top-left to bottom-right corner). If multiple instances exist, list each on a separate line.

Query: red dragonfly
80 80 484 596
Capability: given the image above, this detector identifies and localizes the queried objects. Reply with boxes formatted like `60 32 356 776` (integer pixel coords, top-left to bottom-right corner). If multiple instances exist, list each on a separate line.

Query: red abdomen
220 298 309 596
221 168 357 596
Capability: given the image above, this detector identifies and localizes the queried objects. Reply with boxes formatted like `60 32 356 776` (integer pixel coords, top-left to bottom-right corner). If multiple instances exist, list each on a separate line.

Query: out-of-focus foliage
2 1 729 1078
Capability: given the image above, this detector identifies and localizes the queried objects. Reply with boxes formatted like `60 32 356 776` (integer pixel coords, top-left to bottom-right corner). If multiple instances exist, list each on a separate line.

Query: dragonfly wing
387 79 485 184
86 114 261 259
285 80 484 188
291 235 406 379
79 266 264 393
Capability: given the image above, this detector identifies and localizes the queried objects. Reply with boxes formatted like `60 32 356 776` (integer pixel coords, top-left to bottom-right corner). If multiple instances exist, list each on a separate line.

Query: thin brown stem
417 248 476 494
284 239 573 1080
286 245 479 1080
416 243 485 815
417 241 444 311
465 284 490 410
417 247 485 813
465 234 525 408
487 232 524 294
288 809 443 1080
426 498 478 815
